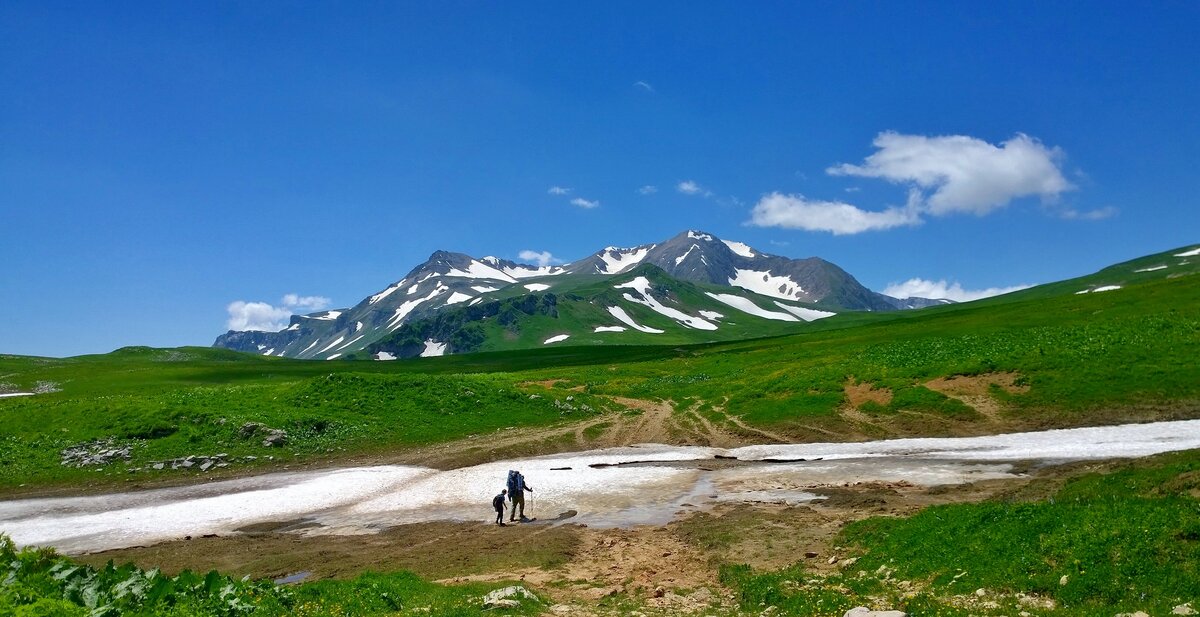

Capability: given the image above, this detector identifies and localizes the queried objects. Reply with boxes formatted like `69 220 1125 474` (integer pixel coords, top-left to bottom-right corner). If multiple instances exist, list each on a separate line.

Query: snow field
704 293 798 321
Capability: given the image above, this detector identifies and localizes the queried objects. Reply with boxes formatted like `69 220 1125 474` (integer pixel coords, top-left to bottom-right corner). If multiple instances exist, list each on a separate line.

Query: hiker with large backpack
505 469 534 522
492 489 508 526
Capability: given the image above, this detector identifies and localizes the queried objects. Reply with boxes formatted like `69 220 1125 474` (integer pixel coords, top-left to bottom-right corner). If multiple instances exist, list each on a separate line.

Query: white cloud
281 294 331 311
570 197 600 209
548 186 572 195
518 250 561 266
677 180 711 196
882 278 1031 302
226 294 331 332
748 192 921 235
828 131 1074 215
637 185 658 195
634 80 655 92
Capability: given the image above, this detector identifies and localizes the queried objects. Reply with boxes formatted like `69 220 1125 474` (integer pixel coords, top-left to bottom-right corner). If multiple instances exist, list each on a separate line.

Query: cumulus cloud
637 185 658 195
570 197 600 209
548 186 572 195
828 132 1074 215
518 250 561 266
226 294 331 332
748 192 921 235
882 278 1031 302
677 180 711 196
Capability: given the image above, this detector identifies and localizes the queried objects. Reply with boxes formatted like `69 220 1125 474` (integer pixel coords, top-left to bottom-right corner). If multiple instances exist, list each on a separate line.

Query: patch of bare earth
924 372 1030 421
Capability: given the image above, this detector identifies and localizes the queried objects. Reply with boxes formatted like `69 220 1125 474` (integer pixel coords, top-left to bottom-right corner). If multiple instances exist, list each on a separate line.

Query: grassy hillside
0 246 1197 491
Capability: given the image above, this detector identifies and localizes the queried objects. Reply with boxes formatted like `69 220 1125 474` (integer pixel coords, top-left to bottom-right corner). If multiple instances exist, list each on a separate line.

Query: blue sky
2 3 1198 357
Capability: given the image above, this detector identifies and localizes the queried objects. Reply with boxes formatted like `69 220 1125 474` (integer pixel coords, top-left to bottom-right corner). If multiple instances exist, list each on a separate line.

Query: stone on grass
1174 604 1196 616
482 585 539 609
845 608 906 617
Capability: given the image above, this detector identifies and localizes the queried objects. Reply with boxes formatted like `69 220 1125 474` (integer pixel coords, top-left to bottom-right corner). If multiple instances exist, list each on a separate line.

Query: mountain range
213 230 948 360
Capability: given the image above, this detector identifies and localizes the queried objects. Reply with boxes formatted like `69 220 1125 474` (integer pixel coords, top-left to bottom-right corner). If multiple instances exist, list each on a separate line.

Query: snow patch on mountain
722 240 756 258
374 351 396 361
313 311 342 320
355 321 363 332
729 269 807 301
774 302 836 321
598 247 651 274
387 285 448 329
444 260 519 283
326 353 341 360
317 336 346 354
1076 285 1122 294
1134 265 1168 273
687 231 715 242
471 285 500 293
615 277 718 330
524 283 551 292
543 334 570 344
505 265 566 279
1175 247 1200 257
705 293 799 322
421 341 447 357
699 310 724 320
675 245 698 265
594 326 627 333
607 306 665 333
370 285 402 305
446 292 473 305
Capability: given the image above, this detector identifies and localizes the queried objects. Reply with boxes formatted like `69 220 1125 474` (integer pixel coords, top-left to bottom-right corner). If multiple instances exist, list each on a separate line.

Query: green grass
719 450 1200 616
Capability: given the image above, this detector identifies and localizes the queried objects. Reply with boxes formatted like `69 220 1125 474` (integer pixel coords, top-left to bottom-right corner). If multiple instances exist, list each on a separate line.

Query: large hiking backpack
506 470 520 495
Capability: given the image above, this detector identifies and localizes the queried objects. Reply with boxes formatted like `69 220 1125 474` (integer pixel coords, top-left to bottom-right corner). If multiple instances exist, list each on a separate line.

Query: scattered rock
60 439 132 467
975 588 987 597
804 551 819 558
482 586 539 609
653 586 665 598
828 556 839 565
1060 574 1069 586
262 429 288 447
1115 612 1150 617
1174 604 1196 616
239 422 265 437
845 608 906 617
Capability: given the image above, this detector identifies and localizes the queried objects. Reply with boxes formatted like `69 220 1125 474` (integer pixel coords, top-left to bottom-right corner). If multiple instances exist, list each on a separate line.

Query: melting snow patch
773 302 836 321
615 277 718 330
387 285 448 329
286 323 301 331
408 284 420 294
262 348 274 356
314 311 342 320
599 247 651 274
421 341 447 357
370 285 401 304
1134 265 1168 272
699 310 724 320
355 321 363 332
300 339 320 355
524 283 551 292
375 352 397 361
471 285 500 294
317 336 346 354
607 306 665 333
336 335 365 350
0 392 36 398
543 334 570 344
1175 247 1200 257
325 353 341 360
444 260 518 283
675 244 698 265
705 293 798 321
446 292 473 305
594 326 627 333
729 269 807 301
505 265 566 279
722 239 756 258
688 231 715 242
1077 285 1122 294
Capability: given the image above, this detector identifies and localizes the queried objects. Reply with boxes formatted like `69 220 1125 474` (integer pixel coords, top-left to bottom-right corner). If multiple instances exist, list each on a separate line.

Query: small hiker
492 489 508 526
506 469 534 521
